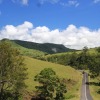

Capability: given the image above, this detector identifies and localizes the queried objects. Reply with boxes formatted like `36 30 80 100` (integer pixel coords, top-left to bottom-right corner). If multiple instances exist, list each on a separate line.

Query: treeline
39 47 100 77
39 47 100 94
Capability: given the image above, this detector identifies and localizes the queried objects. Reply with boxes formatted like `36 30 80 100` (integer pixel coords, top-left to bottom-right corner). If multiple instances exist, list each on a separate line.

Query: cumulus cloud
93 0 100 3
0 21 100 50
0 21 33 41
67 0 79 7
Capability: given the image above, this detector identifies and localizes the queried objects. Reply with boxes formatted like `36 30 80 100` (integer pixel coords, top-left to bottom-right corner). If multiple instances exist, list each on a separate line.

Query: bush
34 68 67 100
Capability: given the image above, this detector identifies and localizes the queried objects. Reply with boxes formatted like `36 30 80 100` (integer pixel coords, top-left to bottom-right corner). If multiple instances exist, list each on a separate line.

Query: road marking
85 73 88 100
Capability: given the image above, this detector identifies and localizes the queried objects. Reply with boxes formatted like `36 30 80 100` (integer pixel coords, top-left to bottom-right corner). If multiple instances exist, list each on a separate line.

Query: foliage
1 39 47 58
74 47 90 69
97 47 100 53
13 39 74 54
24 56 81 100
88 53 100 78
42 47 92 70
0 41 27 100
34 68 67 100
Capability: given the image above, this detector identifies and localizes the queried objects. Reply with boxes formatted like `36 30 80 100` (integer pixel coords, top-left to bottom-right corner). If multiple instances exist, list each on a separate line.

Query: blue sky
0 0 100 49
0 0 100 29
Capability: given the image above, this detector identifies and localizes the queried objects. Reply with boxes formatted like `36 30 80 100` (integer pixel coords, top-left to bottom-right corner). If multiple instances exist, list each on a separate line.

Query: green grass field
24 56 82 100
89 77 100 100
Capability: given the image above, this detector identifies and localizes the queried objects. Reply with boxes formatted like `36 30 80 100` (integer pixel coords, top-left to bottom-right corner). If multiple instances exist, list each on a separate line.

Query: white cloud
93 0 100 3
12 0 29 5
39 0 60 4
39 0 79 7
21 0 29 5
60 0 79 7
0 21 33 41
68 0 79 6
0 21 100 50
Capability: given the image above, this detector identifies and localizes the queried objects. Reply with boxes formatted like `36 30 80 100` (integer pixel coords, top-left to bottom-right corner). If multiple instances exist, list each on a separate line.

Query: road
80 72 93 100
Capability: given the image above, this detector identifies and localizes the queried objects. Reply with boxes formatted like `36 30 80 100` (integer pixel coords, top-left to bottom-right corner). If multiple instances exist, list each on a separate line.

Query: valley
0 39 100 100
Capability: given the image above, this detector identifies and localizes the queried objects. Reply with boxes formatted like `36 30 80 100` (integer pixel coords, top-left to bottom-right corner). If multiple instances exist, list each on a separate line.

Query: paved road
80 72 93 100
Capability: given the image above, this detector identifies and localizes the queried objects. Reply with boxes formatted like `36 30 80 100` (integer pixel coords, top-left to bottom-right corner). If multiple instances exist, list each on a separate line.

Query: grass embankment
24 56 82 100
89 77 100 100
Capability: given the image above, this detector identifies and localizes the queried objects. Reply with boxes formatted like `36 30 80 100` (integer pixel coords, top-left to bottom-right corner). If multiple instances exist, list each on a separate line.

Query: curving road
80 72 93 100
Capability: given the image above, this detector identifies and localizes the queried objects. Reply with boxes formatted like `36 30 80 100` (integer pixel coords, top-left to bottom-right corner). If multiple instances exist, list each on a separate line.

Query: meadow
24 56 82 100
89 77 100 100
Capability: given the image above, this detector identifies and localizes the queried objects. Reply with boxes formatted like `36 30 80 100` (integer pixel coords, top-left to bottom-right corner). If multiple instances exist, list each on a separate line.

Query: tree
97 47 100 53
74 47 90 69
0 41 27 100
34 68 67 100
88 51 100 78
68 52 78 69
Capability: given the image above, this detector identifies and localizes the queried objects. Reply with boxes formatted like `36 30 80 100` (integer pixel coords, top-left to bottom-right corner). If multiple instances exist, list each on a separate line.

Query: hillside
24 56 82 100
0 39 47 58
12 39 74 54
39 47 99 66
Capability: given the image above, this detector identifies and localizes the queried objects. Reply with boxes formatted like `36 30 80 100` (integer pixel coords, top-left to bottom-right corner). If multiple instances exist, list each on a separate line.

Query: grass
3 39 46 58
44 47 98 57
89 77 100 100
24 56 82 100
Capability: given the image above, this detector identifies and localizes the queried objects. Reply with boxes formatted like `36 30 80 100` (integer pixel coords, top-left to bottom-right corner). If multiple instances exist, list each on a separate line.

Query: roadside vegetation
89 77 100 100
38 46 100 99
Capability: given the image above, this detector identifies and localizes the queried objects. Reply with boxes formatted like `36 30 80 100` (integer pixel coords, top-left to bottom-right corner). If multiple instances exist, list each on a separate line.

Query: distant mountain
0 39 46 58
11 39 74 54
1 39 75 54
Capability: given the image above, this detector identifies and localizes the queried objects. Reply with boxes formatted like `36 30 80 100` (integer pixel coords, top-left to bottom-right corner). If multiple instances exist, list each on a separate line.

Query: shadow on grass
86 82 100 86
97 89 100 94
86 82 100 94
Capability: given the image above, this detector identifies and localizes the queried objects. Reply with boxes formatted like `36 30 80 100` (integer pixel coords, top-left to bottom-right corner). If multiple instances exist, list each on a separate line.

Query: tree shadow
86 82 100 94
86 82 100 86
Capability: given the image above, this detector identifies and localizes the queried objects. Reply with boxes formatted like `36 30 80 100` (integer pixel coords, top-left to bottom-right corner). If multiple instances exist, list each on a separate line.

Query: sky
0 0 100 49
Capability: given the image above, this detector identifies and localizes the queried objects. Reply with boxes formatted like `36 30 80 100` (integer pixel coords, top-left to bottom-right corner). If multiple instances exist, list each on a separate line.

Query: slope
0 39 46 58
12 39 74 54
24 56 82 100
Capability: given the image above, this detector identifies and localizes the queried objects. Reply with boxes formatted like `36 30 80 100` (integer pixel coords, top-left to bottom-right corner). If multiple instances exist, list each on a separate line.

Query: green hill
39 47 99 65
24 56 82 100
0 38 75 56
0 39 47 58
12 39 74 54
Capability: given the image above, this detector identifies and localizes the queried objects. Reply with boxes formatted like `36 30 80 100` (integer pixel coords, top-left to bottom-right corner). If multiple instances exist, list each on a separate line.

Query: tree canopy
0 41 27 100
34 68 67 100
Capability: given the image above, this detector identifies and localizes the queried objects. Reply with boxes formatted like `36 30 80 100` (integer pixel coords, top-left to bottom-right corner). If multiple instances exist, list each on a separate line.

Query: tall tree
0 41 27 100
75 46 89 69
34 68 67 100
88 50 100 78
